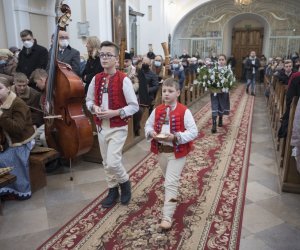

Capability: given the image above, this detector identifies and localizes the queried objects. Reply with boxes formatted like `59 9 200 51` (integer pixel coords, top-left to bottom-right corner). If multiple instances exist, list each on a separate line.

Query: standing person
210 54 232 133
86 41 139 208
82 36 104 94
0 77 36 200
151 55 166 83
259 55 267 84
245 51 260 96
145 78 198 229
16 29 48 79
50 30 81 76
171 58 185 90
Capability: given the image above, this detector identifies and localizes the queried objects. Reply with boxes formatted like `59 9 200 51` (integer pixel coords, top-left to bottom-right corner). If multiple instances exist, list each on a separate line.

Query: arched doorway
223 13 270 80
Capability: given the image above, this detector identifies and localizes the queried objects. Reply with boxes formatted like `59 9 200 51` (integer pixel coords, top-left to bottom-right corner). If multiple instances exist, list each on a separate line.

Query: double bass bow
45 3 93 160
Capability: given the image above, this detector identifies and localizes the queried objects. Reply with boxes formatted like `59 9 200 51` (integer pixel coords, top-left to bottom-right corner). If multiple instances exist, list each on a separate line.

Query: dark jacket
82 55 103 93
16 42 48 78
11 85 43 127
137 68 159 106
277 69 294 85
49 45 81 76
245 57 260 79
0 92 35 146
171 66 185 90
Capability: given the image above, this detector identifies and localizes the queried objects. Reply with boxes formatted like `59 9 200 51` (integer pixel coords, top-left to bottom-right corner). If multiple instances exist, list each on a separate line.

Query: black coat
16 42 48 78
245 57 260 79
137 68 159 106
82 56 103 93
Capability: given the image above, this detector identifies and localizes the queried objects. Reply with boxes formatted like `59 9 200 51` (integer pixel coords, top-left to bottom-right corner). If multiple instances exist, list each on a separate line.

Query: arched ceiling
171 0 300 38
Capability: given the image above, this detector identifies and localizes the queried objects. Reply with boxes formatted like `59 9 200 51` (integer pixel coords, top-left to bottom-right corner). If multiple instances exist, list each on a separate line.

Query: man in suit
51 30 81 76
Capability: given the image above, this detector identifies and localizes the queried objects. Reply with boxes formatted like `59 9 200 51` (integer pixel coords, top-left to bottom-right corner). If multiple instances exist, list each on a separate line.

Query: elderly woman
291 101 300 173
0 77 35 200
0 48 17 84
81 36 104 93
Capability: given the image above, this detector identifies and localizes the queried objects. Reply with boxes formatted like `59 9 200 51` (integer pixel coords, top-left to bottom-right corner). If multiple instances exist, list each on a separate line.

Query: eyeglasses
99 53 116 59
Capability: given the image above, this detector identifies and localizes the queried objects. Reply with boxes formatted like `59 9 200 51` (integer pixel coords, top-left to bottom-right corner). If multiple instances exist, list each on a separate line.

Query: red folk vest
94 71 129 128
151 103 193 158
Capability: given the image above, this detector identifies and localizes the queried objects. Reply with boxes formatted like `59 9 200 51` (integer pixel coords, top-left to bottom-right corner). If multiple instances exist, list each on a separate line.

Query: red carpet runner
38 85 254 250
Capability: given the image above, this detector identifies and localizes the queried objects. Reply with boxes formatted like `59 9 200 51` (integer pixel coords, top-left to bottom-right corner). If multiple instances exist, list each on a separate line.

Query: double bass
45 3 93 160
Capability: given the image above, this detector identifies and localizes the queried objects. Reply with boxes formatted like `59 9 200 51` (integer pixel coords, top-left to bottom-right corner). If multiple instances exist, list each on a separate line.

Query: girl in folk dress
210 54 231 133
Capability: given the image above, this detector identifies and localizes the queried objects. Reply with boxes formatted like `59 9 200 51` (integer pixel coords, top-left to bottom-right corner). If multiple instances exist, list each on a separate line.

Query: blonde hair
86 36 101 59
30 68 48 82
163 77 180 90
14 72 28 83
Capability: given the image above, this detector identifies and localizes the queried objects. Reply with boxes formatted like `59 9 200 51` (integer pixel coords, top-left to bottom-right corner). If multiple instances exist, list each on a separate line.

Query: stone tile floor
0 87 299 249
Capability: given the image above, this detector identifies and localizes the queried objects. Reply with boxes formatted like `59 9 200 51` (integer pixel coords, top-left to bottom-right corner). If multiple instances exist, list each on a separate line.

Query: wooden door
232 28 264 80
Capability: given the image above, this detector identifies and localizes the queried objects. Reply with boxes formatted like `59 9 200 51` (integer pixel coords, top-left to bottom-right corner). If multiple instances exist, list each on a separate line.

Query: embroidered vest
151 103 193 158
94 71 129 128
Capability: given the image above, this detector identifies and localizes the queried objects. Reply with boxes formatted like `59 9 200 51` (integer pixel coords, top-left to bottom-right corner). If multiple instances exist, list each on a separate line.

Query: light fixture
234 0 252 6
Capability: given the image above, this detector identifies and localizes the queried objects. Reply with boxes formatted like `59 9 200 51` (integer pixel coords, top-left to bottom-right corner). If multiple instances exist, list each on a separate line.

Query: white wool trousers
158 152 186 222
97 120 129 188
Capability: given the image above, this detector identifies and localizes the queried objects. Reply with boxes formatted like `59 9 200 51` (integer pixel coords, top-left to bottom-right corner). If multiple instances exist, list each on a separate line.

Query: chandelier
234 0 252 5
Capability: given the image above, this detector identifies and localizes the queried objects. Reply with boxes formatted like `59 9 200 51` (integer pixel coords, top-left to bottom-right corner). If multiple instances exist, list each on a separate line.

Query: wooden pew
0 173 16 214
29 147 59 192
280 96 300 193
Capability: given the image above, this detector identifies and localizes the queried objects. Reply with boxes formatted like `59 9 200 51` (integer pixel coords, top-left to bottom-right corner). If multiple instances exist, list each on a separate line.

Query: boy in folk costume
145 78 198 229
86 41 139 208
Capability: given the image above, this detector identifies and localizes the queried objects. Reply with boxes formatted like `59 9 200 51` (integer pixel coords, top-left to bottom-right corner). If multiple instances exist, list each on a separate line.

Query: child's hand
151 131 158 140
155 133 175 142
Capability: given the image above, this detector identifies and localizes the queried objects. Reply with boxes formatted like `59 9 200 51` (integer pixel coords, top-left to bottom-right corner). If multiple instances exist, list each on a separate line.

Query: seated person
30 69 48 147
0 77 36 200
0 49 17 84
275 60 294 85
11 72 43 128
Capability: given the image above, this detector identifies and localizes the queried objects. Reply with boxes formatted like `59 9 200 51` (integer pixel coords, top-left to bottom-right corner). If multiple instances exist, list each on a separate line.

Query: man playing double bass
86 41 139 208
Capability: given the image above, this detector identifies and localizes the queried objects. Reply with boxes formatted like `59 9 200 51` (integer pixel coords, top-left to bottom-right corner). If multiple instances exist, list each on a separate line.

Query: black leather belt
158 144 173 153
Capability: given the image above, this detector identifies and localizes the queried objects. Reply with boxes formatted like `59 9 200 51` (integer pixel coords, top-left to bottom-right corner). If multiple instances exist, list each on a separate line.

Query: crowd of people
1 27 299 229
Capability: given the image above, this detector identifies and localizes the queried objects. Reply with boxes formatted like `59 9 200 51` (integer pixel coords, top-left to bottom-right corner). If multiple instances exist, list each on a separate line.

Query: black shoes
120 180 131 205
218 116 223 127
101 186 119 208
101 180 132 208
211 118 217 133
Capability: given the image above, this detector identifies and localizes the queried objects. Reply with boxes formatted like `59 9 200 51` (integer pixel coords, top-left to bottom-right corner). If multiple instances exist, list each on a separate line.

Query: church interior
0 0 300 249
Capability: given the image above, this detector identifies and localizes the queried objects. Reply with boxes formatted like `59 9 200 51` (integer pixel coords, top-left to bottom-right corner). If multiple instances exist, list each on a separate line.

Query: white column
2 0 30 48
98 0 112 41
46 0 56 49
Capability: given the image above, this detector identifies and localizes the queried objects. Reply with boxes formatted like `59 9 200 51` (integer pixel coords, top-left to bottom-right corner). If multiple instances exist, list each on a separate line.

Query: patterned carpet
38 85 254 250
